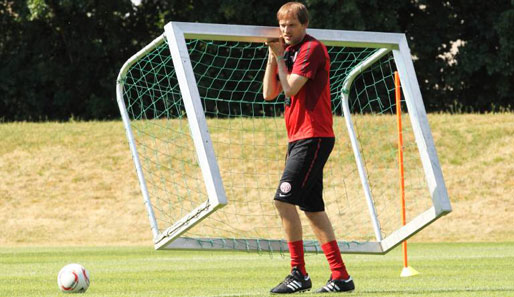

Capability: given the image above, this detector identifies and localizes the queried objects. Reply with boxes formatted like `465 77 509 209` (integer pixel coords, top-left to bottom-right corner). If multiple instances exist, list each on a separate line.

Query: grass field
1 243 513 296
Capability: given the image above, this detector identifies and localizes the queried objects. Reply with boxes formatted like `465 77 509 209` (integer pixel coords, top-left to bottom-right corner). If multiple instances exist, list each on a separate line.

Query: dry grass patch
0 113 513 246
0 122 150 246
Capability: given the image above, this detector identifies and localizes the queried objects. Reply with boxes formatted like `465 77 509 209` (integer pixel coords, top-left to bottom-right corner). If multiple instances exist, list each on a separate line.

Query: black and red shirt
282 34 334 142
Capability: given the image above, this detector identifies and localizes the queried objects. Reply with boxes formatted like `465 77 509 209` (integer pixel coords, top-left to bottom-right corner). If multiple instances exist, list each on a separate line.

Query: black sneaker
270 267 312 294
315 276 355 293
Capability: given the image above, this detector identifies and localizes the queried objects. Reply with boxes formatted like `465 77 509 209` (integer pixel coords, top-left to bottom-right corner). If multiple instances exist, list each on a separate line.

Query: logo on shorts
280 182 292 194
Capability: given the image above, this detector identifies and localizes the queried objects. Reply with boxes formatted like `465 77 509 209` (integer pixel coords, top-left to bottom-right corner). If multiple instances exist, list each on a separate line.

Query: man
263 2 355 294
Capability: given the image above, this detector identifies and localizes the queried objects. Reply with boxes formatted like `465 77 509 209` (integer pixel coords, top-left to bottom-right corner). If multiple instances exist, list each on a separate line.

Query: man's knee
304 210 331 227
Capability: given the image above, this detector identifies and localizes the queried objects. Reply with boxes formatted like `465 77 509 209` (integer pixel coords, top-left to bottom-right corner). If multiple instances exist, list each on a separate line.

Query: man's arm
276 58 308 98
266 39 308 99
263 48 282 101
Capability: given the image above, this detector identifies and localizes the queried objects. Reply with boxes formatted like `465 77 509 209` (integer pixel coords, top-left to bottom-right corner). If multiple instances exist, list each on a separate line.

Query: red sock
288 240 307 276
321 240 349 280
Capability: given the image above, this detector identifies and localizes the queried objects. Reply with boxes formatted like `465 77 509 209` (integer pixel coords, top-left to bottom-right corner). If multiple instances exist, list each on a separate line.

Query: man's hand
266 36 308 98
265 37 285 59
263 36 307 99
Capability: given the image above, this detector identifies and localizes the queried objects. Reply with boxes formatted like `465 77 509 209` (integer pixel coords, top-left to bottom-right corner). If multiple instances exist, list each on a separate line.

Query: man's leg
270 201 312 294
275 200 306 275
270 138 325 293
304 211 349 280
275 200 302 242
304 210 334 244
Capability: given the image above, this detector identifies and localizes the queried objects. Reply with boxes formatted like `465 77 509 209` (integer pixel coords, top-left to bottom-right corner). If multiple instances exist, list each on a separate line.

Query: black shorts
274 137 335 212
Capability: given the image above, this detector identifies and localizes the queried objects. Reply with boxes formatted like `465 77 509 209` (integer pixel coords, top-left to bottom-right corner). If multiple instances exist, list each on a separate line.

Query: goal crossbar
171 21 402 48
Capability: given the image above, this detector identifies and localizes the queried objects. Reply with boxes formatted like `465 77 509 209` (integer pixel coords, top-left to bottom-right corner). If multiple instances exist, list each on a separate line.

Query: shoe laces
283 273 299 285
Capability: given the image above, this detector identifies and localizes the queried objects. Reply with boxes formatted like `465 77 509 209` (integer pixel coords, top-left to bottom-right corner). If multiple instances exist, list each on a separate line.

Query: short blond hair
277 2 309 25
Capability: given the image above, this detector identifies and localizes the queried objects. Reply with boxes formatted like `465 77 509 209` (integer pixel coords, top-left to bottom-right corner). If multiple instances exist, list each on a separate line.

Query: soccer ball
57 263 90 293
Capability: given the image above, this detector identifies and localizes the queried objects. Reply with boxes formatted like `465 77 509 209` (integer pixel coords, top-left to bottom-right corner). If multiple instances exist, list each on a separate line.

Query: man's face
278 15 307 46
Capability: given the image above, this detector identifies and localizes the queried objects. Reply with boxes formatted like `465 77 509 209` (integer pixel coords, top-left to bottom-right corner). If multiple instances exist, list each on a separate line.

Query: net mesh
120 36 432 249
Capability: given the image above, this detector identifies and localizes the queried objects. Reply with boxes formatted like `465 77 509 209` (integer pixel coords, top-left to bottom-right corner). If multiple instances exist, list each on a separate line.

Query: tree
442 0 514 112
0 1 142 120
0 0 512 121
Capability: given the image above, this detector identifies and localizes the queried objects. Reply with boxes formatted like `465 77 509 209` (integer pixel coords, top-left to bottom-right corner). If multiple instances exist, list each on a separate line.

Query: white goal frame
116 22 451 254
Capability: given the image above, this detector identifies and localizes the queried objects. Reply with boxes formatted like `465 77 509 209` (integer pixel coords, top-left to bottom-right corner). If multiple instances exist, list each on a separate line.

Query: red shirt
283 34 334 142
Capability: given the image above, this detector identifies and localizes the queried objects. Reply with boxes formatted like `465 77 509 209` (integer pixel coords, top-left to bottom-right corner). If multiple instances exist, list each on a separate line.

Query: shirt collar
285 34 310 52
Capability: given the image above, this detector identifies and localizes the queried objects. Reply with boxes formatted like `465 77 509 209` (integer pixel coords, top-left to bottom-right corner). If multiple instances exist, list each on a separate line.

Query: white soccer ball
57 263 90 293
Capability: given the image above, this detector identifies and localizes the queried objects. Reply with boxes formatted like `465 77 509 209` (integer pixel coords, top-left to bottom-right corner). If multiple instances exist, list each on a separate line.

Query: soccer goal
115 22 451 254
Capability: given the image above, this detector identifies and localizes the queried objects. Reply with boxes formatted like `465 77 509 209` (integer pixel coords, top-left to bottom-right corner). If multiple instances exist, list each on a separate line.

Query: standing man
263 2 355 294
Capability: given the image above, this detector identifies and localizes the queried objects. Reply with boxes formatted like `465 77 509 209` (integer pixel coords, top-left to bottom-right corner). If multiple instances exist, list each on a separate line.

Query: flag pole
395 71 419 278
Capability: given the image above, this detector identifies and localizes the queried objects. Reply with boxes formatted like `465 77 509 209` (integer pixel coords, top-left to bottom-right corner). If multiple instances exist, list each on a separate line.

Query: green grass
1 243 513 297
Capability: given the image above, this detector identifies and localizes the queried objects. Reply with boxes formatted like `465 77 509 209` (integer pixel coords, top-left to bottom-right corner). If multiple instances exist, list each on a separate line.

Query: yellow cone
400 266 419 277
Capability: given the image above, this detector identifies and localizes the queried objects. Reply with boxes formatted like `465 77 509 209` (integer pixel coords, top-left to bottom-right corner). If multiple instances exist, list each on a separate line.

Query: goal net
116 22 451 254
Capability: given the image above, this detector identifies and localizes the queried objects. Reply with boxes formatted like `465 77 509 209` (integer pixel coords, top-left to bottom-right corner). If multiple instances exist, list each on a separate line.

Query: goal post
116 21 451 254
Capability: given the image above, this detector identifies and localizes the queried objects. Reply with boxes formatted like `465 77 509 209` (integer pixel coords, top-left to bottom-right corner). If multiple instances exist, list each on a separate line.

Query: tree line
1 0 512 121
